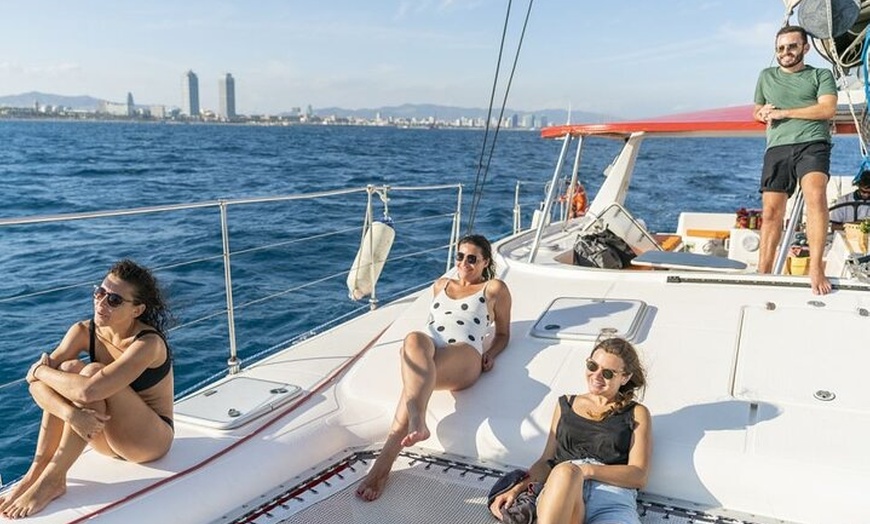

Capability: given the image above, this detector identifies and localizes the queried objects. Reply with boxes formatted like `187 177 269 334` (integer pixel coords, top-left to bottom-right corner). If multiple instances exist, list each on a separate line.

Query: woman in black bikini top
1 259 175 520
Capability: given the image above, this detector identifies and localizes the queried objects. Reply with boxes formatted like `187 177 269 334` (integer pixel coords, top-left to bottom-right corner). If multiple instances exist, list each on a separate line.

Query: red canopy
540 104 857 139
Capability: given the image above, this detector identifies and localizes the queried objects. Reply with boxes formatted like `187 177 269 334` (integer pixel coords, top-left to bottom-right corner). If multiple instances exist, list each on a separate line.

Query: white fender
347 220 395 301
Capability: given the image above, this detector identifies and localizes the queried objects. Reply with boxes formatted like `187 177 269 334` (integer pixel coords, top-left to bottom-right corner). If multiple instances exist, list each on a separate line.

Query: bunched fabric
487 469 543 524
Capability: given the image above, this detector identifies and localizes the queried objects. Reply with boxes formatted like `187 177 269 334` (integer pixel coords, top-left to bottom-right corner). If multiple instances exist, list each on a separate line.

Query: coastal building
219 73 236 121
521 114 536 129
182 70 200 117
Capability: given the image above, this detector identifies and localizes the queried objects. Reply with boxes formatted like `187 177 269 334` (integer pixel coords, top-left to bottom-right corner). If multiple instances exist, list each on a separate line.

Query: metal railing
0 183 462 390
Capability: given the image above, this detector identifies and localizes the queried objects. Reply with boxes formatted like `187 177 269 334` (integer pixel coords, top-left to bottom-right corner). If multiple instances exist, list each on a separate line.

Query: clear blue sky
0 1 833 118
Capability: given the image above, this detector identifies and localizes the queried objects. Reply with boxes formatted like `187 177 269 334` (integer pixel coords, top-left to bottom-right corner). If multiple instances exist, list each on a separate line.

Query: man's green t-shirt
754 65 837 149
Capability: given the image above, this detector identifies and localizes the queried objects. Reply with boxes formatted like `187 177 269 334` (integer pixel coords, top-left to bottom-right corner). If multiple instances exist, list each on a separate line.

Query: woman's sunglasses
455 252 479 265
585 359 624 380
93 285 136 308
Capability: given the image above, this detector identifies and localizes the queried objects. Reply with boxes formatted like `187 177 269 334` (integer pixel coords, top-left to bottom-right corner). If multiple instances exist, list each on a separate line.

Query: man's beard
777 50 805 68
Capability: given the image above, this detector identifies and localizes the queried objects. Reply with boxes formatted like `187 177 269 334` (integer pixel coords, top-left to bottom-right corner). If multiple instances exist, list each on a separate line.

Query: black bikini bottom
159 414 174 430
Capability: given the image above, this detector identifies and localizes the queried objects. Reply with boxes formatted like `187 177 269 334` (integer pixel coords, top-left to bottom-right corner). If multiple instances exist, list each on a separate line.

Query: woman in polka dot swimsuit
356 234 512 502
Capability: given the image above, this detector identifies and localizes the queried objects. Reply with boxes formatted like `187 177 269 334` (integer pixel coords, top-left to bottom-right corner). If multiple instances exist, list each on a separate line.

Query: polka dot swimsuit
425 280 491 353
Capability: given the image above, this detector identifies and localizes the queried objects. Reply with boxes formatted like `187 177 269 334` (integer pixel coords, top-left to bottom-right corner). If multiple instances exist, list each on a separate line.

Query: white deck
5 219 869 523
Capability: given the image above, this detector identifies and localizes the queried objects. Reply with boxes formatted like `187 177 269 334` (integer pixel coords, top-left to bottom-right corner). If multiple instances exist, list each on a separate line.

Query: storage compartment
530 297 648 342
732 305 864 410
175 376 302 430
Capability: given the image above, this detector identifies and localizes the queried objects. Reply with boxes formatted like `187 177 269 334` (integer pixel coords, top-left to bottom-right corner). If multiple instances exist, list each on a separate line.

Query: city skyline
0 2 837 119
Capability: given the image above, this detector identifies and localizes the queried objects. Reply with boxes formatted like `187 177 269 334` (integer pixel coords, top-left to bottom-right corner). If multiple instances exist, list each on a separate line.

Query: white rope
824 31 869 155
783 0 802 25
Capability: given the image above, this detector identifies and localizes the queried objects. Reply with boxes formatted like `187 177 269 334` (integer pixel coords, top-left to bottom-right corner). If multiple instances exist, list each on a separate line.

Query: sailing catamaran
3 1 870 523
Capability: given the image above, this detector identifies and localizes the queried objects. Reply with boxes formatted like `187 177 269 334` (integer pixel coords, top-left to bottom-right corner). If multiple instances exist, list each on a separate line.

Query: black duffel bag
573 228 636 269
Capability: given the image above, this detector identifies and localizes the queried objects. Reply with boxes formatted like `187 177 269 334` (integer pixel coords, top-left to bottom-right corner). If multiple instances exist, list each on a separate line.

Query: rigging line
471 0 534 234
467 0 534 234
466 0 512 234
829 36 868 157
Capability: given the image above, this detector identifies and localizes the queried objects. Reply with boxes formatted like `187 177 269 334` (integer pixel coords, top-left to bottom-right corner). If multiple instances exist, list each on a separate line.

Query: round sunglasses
455 252 480 265
585 359 625 380
93 285 137 308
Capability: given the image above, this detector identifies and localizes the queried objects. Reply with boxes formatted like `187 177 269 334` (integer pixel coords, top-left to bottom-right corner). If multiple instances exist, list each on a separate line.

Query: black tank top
88 321 172 392
551 394 636 466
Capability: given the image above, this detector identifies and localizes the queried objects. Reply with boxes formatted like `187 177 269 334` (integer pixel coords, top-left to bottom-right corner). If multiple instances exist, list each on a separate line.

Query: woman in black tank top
2 260 174 519
489 337 651 524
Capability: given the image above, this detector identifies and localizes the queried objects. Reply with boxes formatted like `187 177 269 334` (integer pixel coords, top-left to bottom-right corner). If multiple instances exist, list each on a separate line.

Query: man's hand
758 103 777 123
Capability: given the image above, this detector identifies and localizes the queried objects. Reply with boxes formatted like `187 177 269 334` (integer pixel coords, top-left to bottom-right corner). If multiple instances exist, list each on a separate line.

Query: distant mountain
0 91 105 111
313 103 613 124
0 92 614 124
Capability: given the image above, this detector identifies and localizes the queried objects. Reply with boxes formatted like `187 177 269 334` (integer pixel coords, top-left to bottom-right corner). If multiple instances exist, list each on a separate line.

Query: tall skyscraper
181 70 200 117
126 92 134 117
219 73 236 120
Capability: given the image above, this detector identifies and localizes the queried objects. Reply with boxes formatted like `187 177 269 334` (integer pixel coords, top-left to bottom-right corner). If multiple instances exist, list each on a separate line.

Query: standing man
755 25 837 295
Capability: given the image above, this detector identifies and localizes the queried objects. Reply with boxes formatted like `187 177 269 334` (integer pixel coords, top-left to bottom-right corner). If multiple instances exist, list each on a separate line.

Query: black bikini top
88 321 172 392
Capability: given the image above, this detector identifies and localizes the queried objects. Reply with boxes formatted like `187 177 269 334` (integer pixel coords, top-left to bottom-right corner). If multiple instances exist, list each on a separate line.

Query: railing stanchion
773 188 804 275
529 134 573 262
220 200 240 374
447 186 463 272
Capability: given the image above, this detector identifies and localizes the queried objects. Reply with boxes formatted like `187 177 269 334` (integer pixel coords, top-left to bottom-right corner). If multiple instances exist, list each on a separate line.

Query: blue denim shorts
572 459 640 524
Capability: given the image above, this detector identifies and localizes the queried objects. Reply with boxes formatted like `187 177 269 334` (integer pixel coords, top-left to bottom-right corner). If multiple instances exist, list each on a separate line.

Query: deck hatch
733 305 864 410
175 376 302 430
530 297 647 342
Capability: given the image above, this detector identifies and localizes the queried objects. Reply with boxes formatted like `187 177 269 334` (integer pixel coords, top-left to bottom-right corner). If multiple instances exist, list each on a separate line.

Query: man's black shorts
760 140 832 196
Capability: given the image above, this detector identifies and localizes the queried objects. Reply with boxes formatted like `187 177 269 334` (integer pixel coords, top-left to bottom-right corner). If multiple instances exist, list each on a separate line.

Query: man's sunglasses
775 42 803 54
455 252 479 265
585 359 625 380
93 285 136 308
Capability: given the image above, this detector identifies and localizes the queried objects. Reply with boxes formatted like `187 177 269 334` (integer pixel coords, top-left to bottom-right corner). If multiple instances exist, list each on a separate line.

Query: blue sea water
0 120 862 483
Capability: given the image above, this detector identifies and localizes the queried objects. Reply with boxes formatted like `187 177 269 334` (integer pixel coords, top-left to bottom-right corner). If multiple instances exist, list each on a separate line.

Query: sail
800 0 868 69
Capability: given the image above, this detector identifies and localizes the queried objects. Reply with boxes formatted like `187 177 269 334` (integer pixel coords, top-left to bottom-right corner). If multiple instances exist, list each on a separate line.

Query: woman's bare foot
2 473 66 519
356 467 390 502
400 426 430 447
400 407 430 447
0 462 49 513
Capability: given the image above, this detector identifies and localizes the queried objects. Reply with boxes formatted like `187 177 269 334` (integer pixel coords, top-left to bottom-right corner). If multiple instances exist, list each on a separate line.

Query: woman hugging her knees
0 259 174 519
490 337 651 524
356 234 513 502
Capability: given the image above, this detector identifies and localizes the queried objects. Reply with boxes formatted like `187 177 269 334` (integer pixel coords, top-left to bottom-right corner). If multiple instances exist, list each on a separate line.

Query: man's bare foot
355 470 390 502
810 270 832 295
0 463 48 513
2 474 66 519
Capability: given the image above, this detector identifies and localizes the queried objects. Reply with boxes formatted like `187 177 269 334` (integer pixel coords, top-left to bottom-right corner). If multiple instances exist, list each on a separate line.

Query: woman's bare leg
0 360 85 513
355 399 411 501
400 332 438 447
0 410 64 513
536 463 585 524
2 415 89 519
3 361 172 518
356 333 481 501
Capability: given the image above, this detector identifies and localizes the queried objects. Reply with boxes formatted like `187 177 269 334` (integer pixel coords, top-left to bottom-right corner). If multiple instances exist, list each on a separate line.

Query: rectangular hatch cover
175 376 302 430
530 297 647 342
733 305 864 410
